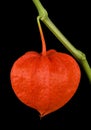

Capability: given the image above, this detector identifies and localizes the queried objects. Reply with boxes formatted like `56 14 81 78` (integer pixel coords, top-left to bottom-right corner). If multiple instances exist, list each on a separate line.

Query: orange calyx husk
10 49 81 117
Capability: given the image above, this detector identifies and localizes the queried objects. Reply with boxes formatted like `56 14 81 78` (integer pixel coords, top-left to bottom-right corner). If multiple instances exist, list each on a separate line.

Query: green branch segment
32 0 91 83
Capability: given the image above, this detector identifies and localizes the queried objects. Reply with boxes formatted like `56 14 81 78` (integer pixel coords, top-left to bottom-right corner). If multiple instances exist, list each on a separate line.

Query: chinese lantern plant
10 17 81 117
10 0 91 118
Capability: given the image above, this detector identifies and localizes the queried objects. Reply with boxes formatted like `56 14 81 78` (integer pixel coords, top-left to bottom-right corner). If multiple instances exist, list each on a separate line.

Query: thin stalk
37 16 46 56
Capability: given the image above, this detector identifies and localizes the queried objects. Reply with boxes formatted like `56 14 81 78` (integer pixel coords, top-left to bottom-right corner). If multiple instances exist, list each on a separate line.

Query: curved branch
32 0 91 83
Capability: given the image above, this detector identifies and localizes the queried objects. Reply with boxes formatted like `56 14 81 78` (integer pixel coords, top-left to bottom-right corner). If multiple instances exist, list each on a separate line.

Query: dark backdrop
1 0 91 129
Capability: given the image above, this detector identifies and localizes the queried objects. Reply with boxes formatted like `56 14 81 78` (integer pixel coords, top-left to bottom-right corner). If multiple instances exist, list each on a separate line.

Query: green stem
32 0 91 83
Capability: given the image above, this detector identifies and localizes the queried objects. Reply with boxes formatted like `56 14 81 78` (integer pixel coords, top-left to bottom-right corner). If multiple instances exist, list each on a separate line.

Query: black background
1 0 91 129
